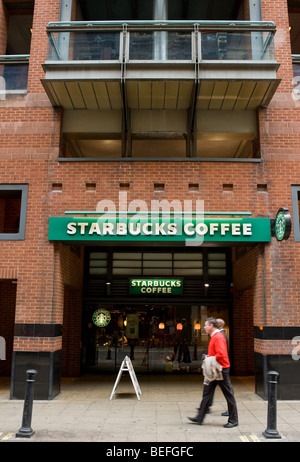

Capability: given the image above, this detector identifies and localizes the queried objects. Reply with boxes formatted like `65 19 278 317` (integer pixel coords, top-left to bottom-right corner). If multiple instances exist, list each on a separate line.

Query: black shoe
188 417 202 425
223 421 238 428
221 411 229 416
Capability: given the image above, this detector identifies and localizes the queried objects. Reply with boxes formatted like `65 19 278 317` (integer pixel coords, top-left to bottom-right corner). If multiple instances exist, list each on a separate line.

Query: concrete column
248 0 263 60
58 0 73 60
249 0 262 20
153 0 168 60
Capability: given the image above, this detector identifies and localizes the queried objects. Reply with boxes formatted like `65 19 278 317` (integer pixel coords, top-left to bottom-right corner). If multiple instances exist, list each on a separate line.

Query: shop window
0 185 28 240
291 185 300 241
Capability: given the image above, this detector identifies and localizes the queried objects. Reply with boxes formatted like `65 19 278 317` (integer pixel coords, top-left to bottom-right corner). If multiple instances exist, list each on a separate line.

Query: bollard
262 370 281 439
16 369 37 438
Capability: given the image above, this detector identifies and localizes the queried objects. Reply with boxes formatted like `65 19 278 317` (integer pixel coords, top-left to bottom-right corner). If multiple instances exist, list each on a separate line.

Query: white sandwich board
110 356 142 400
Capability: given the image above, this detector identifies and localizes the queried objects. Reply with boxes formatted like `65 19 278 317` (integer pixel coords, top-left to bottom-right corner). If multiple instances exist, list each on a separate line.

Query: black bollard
262 370 281 439
16 369 37 438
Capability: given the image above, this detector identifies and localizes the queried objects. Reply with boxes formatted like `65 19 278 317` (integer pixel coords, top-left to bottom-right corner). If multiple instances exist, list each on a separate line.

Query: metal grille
85 248 230 301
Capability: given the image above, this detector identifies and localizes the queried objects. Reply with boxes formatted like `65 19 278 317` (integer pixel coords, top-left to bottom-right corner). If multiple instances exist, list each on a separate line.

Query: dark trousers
197 368 238 423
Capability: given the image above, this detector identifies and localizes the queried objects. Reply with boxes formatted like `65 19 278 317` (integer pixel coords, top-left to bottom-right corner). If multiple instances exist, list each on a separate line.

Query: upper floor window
75 0 245 21
289 1 300 98
0 1 33 94
0 185 28 240
62 107 260 160
289 0 300 55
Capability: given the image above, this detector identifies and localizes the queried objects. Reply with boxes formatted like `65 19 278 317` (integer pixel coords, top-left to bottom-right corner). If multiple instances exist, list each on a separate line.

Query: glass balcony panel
46 23 276 63
260 31 275 61
129 31 192 61
129 32 153 60
48 31 120 61
201 31 274 61
47 32 60 60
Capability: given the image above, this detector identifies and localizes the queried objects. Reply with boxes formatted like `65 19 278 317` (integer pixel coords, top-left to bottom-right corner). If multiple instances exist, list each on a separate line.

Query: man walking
188 317 238 427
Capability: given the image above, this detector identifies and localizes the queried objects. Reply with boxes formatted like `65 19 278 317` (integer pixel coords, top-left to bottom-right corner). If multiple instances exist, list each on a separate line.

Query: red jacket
208 331 230 368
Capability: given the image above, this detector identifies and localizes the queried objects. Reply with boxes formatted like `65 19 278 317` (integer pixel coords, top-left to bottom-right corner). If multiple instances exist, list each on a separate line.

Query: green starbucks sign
275 208 291 241
48 216 271 243
129 279 183 295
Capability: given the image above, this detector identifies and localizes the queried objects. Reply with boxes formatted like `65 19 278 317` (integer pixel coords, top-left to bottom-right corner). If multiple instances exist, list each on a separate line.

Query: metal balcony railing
0 55 29 95
45 20 276 64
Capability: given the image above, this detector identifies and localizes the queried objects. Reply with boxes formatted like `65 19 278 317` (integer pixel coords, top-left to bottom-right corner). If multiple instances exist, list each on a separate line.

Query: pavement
0 373 299 445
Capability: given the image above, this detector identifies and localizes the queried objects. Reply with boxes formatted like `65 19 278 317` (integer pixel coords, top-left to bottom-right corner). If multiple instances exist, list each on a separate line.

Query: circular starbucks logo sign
275 208 291 241
275 211 286 241
92 308 111 327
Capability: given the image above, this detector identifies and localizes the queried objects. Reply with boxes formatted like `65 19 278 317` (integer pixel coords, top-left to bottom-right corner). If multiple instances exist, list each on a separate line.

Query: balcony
0 55 29 97
42 20 279 108
41 21 280 159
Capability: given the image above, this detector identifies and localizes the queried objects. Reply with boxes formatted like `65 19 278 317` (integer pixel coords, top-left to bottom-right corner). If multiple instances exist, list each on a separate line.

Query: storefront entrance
81 246 232 374
81 303 230 374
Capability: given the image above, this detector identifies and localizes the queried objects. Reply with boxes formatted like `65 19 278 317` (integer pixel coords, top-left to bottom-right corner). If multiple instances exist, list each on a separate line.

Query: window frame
291 185 300 242
0 184 28 240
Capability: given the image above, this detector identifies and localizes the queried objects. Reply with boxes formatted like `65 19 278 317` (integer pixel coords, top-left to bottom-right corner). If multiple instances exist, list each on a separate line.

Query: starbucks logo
92 308 111 327
274 208 291 241
275 211 286 241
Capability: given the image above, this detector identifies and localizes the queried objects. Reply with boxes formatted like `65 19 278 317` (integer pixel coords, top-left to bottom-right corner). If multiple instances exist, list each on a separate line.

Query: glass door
81 303 230 374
